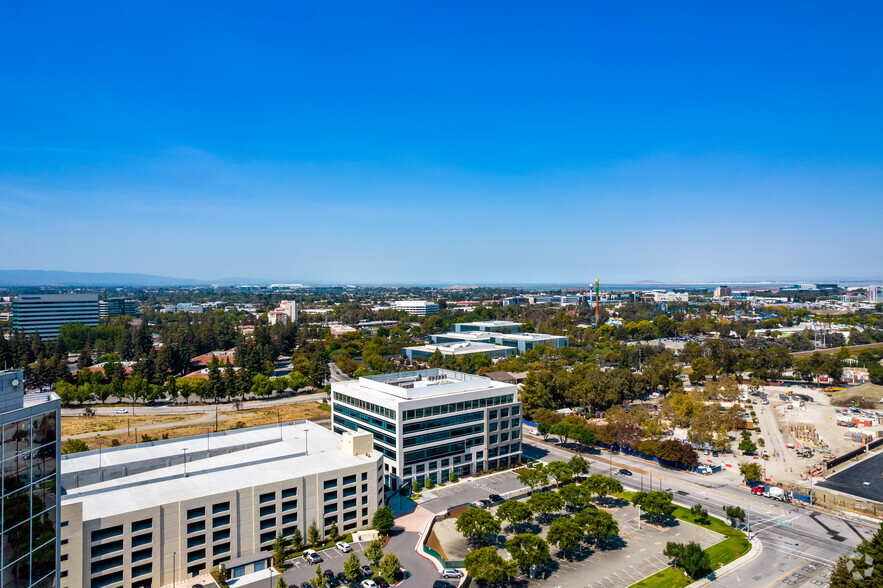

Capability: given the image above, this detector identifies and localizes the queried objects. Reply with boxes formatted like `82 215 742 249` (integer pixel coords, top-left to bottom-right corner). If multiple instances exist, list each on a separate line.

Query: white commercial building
59 422 383 588
392 300 439 316
452 320 522 334
402 341 515 362
331 369 522 491
12 293 99 338
430 331 568 354
870 285 883 304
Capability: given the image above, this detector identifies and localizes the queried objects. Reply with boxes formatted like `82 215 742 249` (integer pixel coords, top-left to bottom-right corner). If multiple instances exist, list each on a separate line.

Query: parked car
302 582 314 588
361 581 377 588
618 468 632 476
488 494 503 503
373 578 389 588
303 549 322 564
433 582 455 588
441 569 463 579
479 499 493 507
712 451 719 457
336 541 351 553
470 500 484 508
360 565 374 577
114 408 128 414
336 572 349 584
325 572 341 587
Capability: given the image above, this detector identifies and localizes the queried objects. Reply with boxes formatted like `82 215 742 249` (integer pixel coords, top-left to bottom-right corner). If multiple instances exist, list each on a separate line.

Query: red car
751 486 764 495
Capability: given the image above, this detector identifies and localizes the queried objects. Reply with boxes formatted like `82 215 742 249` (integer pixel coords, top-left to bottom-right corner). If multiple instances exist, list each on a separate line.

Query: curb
691 537 763 586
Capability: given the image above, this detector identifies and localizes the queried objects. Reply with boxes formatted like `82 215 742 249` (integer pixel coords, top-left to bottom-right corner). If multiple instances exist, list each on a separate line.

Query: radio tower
595 278 600 325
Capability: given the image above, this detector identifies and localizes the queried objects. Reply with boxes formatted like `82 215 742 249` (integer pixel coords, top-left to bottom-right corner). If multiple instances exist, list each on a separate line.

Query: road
329 362 352 382
59 391 329 417
522 438 877 587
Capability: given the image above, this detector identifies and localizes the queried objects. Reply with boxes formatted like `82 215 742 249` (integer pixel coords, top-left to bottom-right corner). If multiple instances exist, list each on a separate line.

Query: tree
379 552 402 581
310 565 325 588
62 438 89 454
425 476 434 490
329 521 339 542
663 541 711 579
739 462 763 483
289 527 303 552
829 524 883 587
739 439 757 454
517 466 548 490
277 578 289 588
372 505 395 535
506 534 550 571
690 504 710 525
464 546 517 584
365 540 384 566
568 455 590 477
412 480 420 494
308 520 320 546
575 509 619 543
495 499 533 531
343 552 362 580
544 461 573 487
537 421 552 440
581 474 623 501
527 491 563 522
725 506 746 527
449 471 458 483
546 518 584 555
456 507 501 542
273 533 287 569
632 491 674 520
559 483 587 510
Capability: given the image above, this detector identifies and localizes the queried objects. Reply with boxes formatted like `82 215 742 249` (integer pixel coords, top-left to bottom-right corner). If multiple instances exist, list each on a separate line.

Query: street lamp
182 447 189 477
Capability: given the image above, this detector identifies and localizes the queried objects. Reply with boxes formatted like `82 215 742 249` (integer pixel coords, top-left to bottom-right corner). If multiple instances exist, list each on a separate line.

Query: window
187 521 206 534
324 490 337 502
132 533 152 547
403 467 412 476
282 512 297 525
213 529 231 542
362 507 369 517
501 408 509 418
362 484 368 493
361 472 368 481
91 555 123 574
282 488 297 499
343 486 357 497
215 542 231 554
282 500 297 512
260 492 276 504
187 549 206 563
260 519 276 530
188 564 203 576
343 475 356 485
213 515 230 528
441 458 450 467
416 464 425 473
324 504 338 514
489 410 498 419
344 499 357 509
475 451 483 459
500 420 508 429
213 502 230 514
362 496 368 504
489 435 498 444
323 479 338 489
512 429 520 438
324 516 338 527
512 406 520 415
187 535 206 548
132 563 152 578
91 540 123 558
187 507 206 519
489 422 498 432
132 548 152 563
91 526 123 543
132 518 152 532
512 418 520 428
344 511 357 521
260 505 276 517
91 570 123 588
501 432 509 442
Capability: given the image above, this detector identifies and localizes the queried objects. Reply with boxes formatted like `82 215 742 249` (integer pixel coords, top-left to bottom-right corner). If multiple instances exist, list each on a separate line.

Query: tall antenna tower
595 278 600 325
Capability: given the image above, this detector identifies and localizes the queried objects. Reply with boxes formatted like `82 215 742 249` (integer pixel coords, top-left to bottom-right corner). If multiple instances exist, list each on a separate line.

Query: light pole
637 504 642 529
173 551 176 588
182 447 189 477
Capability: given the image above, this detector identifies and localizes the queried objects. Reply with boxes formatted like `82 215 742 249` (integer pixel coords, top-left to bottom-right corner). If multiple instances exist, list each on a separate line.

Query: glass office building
0 368 61 587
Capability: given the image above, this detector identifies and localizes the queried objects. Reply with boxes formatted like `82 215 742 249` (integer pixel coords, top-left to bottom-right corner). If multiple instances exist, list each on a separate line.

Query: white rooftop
405 341 512 356
61 421 380 521
457 320 522 328
334 369 515 403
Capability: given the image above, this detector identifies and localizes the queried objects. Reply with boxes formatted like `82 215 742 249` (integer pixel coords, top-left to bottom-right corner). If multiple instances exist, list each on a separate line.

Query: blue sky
2 2 881 284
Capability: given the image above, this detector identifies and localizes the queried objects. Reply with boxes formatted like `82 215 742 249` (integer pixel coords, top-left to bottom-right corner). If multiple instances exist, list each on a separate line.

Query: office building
713 286 732 298
0 368 62 588
429 331 568 354
452 320 522 334
331 369 522 491
393 300 439 316
402 341 515 362
98 298 139 318
59 422 383 588
12 294 99 339
268 300 298 325
869 285 883 304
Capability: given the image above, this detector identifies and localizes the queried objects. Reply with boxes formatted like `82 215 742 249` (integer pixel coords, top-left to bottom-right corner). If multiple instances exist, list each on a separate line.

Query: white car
441 569 463 579
336 541 351 553
114 409 128 414
361 581 377 588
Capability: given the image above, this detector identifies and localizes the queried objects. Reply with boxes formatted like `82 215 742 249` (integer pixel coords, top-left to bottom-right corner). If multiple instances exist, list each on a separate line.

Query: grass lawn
617 492 752 587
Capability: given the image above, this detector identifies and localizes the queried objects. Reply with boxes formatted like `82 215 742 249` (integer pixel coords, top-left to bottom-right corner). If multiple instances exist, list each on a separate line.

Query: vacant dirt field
61 402 330 449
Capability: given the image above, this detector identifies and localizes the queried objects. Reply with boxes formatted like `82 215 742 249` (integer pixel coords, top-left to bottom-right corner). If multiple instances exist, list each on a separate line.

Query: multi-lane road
522 438 877 587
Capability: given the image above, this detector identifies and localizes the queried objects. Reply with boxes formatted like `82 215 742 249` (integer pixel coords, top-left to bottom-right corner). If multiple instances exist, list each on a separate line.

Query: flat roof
404 341 512 355
457 320 522 328
334 369 515 403
61 421 381 521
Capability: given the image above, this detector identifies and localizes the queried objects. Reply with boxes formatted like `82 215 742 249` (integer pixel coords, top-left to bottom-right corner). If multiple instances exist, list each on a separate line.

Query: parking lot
418 470 528 515
280 541 369 587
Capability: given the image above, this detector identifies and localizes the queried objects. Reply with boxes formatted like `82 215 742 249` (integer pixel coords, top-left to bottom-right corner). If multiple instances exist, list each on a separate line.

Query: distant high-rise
869 285 883 304
393 300 439 316
0 368 61 587
12 294 99 339
714 286 732 298
98 297 139 318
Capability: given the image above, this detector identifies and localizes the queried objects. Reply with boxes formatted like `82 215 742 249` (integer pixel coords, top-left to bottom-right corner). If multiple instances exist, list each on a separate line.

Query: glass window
489 435 498 444
343 475 356 485
324 491 337 502
213 529 231 542
214 542 231 555
213 515 230 528
91 540 123 558
132 562 152 578
282 488 297 499
323 479 338 489
187 521 205 534
260 492 275 504
213 502 230 514
187 535 206 548
501 408 509 418
259 505 275 517
91 526 123 543
361 472 368 481
132 519 152 532
132 548 152 563
187 507 205 520
324 504 338 514
282 500 297 512
344 499 356 509
489 410 498 419
132 533 152 547
282 513 297 525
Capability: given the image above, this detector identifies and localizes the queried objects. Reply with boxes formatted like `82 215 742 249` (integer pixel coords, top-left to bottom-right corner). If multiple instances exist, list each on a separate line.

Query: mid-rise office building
393 300 439 316
869 285 883 304
331 369 522 491
59 423 383 588
452 320 522 334
402 341 515 362
0 368 62 588
429 331 568 354
98 297 139 318
12 294 99 339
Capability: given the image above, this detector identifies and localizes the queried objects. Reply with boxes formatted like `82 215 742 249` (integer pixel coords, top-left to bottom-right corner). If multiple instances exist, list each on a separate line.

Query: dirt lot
61 402 330 449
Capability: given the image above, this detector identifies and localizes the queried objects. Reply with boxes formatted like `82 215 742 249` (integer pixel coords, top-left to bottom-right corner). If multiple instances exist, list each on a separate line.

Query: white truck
764 487 790 502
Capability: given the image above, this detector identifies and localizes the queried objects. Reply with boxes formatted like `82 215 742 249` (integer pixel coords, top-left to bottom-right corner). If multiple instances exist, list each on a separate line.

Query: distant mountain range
0 269 220 287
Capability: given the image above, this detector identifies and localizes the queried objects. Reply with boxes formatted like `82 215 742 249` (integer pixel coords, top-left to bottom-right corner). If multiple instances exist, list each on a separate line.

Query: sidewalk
692 538 763 586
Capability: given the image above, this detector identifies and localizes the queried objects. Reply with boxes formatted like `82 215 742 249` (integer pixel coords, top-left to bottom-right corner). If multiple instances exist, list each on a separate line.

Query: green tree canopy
546 518 584 554
632 491 675 520
464 547 518 585
495 499 533 530
456 507 501 542
372 505 395 534
506 534 550 572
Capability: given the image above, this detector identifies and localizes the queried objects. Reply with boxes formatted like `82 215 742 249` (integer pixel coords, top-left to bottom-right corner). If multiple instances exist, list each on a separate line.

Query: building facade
98 298 139 319
869 285 883 304
402 341 515 362
59 423 383 588
0 368 62 588
392 301 439 316
451 321 522 334
331 369 522 491
429 331 568 354
12 294 99 339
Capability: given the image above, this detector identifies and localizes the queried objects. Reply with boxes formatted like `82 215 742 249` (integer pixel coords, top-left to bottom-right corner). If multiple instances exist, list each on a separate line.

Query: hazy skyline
2 2 881 284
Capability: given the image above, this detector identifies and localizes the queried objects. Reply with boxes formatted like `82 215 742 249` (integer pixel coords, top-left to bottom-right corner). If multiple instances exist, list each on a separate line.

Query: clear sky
2 2 881 284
